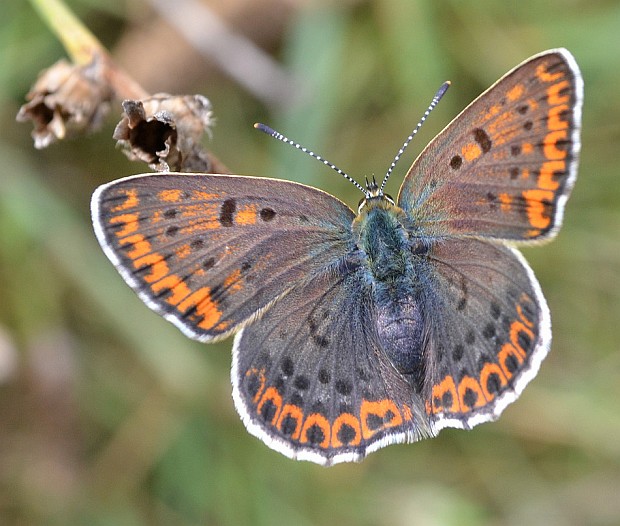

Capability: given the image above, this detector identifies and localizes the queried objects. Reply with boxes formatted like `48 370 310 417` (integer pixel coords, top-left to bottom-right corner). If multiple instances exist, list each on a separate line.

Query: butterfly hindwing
398 48 582 243
232 261 432 465
92 173 355 342
420 238 550 430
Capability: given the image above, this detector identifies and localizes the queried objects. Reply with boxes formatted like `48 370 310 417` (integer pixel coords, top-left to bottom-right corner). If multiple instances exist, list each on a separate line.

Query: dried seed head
113 94 214 172
16 58 113 149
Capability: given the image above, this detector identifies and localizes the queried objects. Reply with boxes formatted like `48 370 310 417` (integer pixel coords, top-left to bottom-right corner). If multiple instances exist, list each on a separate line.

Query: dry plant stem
26 0 229 173
101 54 149 101
29 0 148 100
29 0 103 65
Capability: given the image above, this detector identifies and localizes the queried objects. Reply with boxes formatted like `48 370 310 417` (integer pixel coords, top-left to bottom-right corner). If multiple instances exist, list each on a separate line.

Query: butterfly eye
357 197 367 213
410 238 430 256
384 193 395 204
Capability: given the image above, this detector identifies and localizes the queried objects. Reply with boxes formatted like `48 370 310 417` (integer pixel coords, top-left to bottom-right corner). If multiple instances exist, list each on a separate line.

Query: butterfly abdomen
375 294 424 378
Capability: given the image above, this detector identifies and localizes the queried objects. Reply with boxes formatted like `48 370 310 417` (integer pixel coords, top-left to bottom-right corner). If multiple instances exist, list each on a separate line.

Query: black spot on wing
260 208 276 221
473 128 492 153
220 198 236 227
450 155 463 170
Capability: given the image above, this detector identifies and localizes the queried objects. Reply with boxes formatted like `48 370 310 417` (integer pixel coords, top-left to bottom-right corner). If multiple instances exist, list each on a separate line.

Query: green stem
29 0 106 65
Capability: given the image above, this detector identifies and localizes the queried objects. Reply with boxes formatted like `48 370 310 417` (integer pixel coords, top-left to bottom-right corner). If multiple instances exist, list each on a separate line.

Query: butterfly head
357 175 395 213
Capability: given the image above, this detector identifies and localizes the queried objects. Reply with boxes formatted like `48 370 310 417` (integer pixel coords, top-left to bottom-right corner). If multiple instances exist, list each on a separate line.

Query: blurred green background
1 0 619 525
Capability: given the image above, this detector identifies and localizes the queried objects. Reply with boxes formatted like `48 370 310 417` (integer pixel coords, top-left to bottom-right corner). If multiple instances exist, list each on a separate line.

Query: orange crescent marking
276 404 304 440
110 213 139 238
165 281 192 306
122 234 151 260
151 275 190 305
133 253 169 284
257 387 283 426
457 376 487 411
543 130 568 160
536 64 564 83
300 413 331 448
360 399 403 439
522 188 554 230
111 189 139 212
538 160 565 191
331 413 362 447
176 287 222 330
245 367 266 404
547 80 570 105
498 343 525 379
547 104 570 131
479 362 508 401
431 375 459 414
517 295 535 327
176 286 209 311
510 319 535 358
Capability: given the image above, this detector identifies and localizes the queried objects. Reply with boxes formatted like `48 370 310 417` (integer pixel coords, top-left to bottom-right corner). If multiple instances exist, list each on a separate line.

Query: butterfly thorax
353 199 411 280
353 198 425 379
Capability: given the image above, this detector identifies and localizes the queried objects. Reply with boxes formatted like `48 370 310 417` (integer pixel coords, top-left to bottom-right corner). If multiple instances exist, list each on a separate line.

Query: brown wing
398 49 583 242
92 173 355 342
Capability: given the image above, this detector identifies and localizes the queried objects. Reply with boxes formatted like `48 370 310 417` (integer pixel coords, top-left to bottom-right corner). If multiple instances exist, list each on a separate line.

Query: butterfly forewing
92 173 355 342
398 49 582 242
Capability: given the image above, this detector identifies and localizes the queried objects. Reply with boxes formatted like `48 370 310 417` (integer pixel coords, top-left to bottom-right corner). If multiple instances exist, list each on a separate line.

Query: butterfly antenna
254 123 369 198
379 81 451 195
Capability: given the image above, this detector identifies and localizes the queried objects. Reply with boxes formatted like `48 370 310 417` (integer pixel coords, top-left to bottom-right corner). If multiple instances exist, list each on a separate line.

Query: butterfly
91 49 583 466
